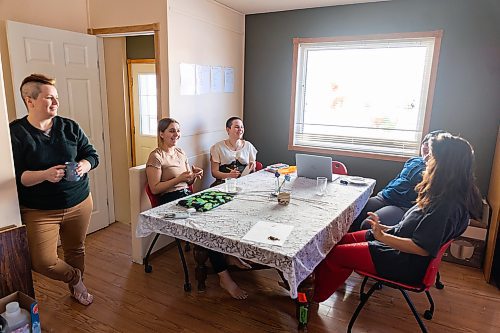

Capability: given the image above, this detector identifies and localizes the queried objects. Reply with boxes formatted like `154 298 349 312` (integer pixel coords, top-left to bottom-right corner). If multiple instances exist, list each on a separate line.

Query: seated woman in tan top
146 118 202 204
146 118 249 299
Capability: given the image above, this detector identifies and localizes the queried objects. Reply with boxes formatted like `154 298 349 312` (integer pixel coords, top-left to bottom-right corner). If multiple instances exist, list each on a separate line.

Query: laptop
296 153 337 182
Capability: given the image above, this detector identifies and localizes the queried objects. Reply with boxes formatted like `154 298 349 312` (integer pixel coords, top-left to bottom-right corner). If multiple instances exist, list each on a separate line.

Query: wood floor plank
34 222 500 332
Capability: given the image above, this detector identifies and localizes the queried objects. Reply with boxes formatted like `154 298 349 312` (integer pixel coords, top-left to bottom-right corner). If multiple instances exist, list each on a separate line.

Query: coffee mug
64 162 80 181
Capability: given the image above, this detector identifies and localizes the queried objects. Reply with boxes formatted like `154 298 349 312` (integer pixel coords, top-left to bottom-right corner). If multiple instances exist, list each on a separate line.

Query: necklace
226 139 242 151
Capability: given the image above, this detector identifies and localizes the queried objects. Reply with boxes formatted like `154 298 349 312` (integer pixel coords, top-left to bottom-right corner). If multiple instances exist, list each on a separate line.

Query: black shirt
367 199 469 285
9 116 99 210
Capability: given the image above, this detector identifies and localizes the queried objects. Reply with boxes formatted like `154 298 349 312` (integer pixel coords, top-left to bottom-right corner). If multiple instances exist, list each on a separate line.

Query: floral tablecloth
137 171 375 298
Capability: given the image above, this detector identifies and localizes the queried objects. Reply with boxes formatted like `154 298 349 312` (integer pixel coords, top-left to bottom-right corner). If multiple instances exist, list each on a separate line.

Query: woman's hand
367 212 386 241
191 165 203 180
45 165 66 183
227 167 240 178
178 170 194 183
76 159 92 177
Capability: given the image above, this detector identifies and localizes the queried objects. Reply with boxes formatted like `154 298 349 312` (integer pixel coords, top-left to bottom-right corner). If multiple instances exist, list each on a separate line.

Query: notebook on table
296 153 337 182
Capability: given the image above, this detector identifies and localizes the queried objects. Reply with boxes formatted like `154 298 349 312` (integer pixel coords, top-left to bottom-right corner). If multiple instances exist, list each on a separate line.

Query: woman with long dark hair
313 133 482 302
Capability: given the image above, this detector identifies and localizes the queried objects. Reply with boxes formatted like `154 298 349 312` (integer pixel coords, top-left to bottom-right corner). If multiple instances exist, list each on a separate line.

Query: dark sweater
9 116 99 209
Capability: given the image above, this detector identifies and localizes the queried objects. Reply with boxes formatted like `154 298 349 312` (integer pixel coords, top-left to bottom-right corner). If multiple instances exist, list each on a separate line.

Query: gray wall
126 35 155 59
243 0 500 194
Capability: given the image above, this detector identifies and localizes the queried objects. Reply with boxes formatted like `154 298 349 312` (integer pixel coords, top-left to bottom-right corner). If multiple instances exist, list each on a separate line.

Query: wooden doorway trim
88 24 162 122
127 59 156 166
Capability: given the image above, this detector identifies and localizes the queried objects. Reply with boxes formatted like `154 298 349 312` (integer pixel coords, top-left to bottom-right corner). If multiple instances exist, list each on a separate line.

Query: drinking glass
316 176 327 196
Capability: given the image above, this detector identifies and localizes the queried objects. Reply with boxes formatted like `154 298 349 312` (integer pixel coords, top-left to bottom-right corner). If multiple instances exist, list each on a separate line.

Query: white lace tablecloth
137 171 375 298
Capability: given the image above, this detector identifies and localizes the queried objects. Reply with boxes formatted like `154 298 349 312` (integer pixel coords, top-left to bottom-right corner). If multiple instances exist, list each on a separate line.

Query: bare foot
226 255 252 269
218 271 248 299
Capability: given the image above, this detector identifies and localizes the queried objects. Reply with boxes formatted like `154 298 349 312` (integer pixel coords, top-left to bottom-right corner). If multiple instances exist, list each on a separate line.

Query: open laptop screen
296 153 336 181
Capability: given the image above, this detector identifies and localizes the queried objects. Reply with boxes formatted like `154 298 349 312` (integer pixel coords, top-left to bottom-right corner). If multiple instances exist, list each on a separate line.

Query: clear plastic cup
316 176 328 196
225 178 237 193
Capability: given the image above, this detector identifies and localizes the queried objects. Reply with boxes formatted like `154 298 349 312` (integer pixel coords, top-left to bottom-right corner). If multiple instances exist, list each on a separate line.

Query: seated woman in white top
210 117 258 186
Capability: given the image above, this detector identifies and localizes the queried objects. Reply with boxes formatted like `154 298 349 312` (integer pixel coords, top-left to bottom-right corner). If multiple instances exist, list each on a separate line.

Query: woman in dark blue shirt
350 130 447 231
314 133 481 302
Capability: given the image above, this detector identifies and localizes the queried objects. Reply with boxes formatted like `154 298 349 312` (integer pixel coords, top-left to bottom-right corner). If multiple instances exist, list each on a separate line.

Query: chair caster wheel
184 283 192 292
435 281 444 290
145 264 152 273
424 310 433 320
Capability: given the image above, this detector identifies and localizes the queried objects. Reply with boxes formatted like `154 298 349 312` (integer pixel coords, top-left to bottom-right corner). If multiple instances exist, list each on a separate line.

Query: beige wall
168 0 245 188
0 50 21 228
88 0 169 119
103 38 132 224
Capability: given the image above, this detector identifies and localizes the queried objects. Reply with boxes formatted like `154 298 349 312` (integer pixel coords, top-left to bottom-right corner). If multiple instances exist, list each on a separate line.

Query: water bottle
1 302 30 333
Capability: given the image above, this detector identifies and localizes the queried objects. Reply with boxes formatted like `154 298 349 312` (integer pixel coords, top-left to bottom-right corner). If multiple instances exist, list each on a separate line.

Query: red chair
144 183 192 292
255 161 263 171
332 160 348 175
348 240 453 333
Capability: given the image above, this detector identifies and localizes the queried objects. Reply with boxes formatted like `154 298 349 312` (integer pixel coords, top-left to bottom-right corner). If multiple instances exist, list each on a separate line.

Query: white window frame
289 31 443 162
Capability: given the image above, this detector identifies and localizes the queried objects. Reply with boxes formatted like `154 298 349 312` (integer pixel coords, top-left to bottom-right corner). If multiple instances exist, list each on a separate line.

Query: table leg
193 245 208 291
296 273 315 330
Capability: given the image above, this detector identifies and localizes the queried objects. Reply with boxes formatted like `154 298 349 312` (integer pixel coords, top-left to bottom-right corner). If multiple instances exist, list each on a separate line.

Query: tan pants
21 194 93 286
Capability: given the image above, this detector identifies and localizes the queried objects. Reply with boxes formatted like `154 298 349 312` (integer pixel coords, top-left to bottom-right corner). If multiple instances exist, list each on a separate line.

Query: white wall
167 0 245 188
103 38 132 224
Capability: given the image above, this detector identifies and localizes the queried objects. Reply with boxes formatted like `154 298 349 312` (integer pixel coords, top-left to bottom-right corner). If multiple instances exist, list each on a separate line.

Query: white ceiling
213 0 390 15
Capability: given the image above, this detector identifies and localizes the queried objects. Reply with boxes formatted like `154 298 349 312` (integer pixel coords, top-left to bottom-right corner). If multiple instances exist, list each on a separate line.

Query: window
138 73 157 136
290 31 442 161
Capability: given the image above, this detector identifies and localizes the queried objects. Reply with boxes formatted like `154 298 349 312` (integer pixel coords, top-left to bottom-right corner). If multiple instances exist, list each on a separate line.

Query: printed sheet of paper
242 221 294 246
211 66 223 93
196 65 211 95
224 67 234 93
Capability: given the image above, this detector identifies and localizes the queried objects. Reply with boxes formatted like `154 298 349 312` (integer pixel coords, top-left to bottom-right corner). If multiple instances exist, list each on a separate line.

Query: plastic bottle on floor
0 302 30 333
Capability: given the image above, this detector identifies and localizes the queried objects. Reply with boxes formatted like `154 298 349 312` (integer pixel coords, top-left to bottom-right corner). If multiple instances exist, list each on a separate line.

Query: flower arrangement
275 172 291 194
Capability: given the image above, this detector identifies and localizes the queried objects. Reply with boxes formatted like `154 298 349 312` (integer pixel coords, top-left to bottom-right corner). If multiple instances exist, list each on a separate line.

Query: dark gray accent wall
126 35 155 59
243 0 500 194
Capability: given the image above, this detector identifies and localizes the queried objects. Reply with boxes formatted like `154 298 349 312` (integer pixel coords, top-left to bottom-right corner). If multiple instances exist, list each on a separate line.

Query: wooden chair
332 161 348 175
143 184 192 292
348 240 453 333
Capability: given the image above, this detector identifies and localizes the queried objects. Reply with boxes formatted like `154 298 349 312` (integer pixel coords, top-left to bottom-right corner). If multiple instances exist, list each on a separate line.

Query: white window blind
291 32 442 160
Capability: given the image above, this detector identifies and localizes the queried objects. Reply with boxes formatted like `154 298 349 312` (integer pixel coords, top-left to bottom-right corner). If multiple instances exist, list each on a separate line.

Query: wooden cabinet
0 225 34 298
484 127 500 283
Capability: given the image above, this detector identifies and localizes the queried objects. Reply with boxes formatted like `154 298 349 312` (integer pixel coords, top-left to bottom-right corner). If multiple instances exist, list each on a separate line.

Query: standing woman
10 74 99 305
313 133 482 302
210 117 257 186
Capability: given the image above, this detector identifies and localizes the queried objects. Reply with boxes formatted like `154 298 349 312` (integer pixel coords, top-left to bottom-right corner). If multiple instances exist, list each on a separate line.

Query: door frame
88 23 161 224
127 59 156 166
88 24 162 122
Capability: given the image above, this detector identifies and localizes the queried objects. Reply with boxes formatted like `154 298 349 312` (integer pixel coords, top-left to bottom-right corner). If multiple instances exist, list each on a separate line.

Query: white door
130 62 157 166
6 20 111 234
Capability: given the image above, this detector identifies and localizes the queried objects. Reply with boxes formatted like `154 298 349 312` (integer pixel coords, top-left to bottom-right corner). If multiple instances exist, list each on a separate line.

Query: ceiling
213 0 390 15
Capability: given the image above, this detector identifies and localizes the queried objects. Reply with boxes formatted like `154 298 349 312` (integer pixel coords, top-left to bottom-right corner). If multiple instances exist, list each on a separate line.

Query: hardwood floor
35 222 500 332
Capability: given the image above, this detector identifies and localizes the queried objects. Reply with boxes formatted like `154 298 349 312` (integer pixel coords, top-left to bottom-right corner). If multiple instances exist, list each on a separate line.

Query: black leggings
160 188 228 273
